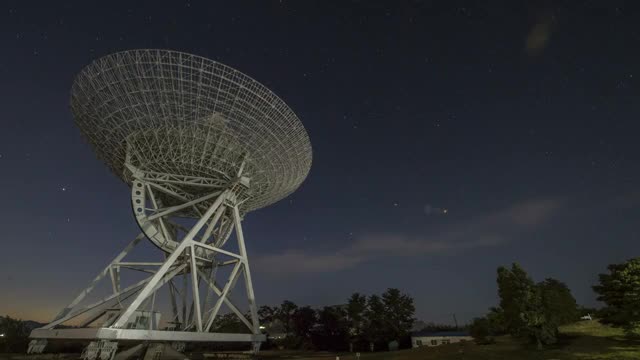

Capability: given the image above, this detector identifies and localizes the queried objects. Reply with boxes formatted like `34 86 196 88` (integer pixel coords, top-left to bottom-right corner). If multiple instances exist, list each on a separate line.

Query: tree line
470 257 640 349
3 257 640 353
257 288 416 352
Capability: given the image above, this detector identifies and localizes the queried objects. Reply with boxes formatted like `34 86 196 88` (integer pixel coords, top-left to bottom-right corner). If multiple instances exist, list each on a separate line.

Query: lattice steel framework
28 50 312 359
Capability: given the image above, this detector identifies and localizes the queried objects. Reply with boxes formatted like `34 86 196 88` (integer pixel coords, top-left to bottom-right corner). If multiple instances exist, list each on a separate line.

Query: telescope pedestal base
29 329 265 360
29 183 264 358
30 328 265 343
27 339 47 354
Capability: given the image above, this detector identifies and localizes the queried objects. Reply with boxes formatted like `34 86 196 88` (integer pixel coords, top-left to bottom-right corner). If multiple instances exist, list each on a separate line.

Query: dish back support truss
29 161 265 357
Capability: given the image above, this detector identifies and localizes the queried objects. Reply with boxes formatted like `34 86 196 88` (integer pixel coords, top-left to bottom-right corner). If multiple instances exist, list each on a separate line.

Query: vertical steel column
232 205 260 334
189 245 203 332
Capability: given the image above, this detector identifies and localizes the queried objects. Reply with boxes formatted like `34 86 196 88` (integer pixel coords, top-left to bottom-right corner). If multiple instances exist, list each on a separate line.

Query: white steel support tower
29 50 312 360
30 162 264 358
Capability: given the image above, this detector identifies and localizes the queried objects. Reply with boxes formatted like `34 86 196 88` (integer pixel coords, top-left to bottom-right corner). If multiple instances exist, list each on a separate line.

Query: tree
258 305 284 349
497 263 533 336
312 306 349 351
258 305 277 325
470 307 508 345
346 293 367 350
539 278 579 326
363 295 387 351
292 306 317 339
496 263 559 349
593 257 640 335
381 288 415 347
469 317 494 344
276 300 298 336
519 283 556 349
486 307 507 335
0 316 30 353
209 313 250 333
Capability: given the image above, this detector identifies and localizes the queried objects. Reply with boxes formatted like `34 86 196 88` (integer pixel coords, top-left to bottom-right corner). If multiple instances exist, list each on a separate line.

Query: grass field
1 321 637 360
260 321 640 360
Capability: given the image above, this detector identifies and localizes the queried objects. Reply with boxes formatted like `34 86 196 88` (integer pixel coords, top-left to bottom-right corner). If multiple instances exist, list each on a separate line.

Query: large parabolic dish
70 49 312 213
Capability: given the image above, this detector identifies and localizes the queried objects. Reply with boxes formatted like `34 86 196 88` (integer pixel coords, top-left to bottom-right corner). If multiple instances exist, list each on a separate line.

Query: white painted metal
34 174 266 350
197 268 253 331
233 205 260 334
43 277 151 329
51 234 145 322
204 261 243 332
32 49 311 356
189 245 203 332
31 328 264 342
71 49 312 214
27 339 47 354
113 189 230 329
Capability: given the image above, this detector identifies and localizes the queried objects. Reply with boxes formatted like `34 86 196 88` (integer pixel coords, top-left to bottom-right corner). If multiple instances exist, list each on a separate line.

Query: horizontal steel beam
30 328 265 343
148 191 221 221
193 242 243 260
115 262 165 266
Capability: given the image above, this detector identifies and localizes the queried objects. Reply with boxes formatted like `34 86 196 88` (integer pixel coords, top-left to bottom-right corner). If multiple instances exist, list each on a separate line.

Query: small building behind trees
411 330 472 348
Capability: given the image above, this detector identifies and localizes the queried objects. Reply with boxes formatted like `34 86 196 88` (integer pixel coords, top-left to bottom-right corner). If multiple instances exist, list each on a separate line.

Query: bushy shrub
0 316 30 353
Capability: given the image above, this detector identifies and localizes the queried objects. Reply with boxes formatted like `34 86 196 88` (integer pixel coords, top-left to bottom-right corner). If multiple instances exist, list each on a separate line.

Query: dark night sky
1 1 639 324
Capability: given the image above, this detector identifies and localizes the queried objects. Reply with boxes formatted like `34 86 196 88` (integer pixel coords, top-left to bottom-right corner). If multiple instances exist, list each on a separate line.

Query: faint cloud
254 198 562 275
505 198 560 226
525 11 555 56
253 251 363 274
423 204 448 216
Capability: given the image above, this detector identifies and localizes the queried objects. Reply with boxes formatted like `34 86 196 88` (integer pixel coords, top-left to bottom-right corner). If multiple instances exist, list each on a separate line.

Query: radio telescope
28 49 312 359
